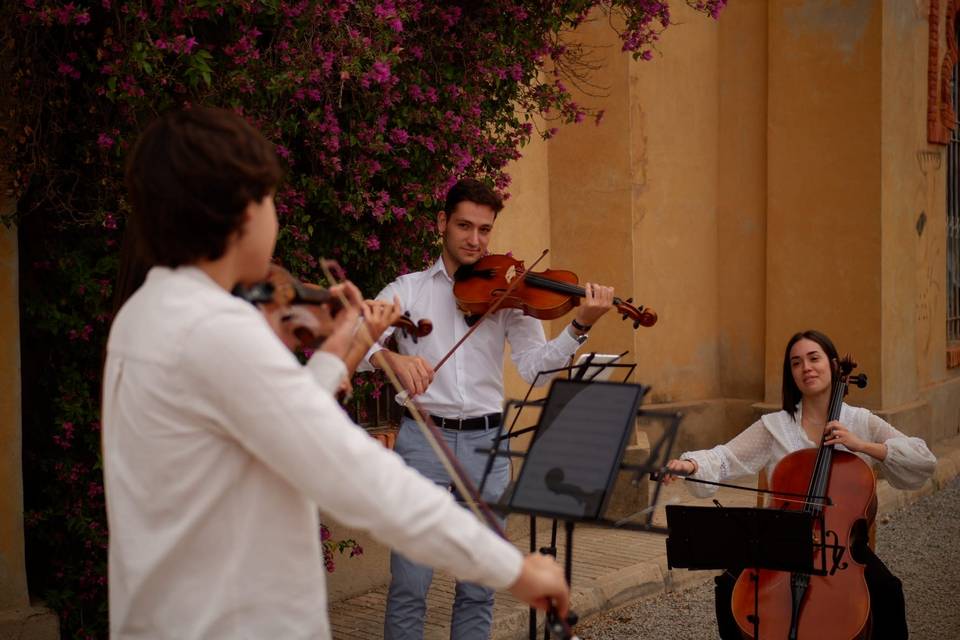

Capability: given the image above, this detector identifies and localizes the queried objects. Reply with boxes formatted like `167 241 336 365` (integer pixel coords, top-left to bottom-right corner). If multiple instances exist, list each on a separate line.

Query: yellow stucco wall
717 0 767 401
881 0 929 408
626 3 723 404
1 221 28 610
765 0 884 406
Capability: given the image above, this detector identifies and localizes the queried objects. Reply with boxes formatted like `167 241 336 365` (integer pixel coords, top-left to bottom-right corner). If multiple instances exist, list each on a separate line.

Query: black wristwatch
571 318 592 333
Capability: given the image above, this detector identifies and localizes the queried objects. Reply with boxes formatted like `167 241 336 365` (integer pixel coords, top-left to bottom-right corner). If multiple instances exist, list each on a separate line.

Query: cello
731 357 874 639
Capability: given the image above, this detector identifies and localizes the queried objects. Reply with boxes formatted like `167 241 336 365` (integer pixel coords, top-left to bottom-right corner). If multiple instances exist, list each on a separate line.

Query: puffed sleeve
679 419 776 498
867 413 937 489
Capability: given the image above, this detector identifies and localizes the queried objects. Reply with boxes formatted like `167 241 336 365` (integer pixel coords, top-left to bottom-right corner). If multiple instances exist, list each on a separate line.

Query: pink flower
57 62 81 80
97 133 115 150
55 3 75 24
369 60 391 84
366 235 381 251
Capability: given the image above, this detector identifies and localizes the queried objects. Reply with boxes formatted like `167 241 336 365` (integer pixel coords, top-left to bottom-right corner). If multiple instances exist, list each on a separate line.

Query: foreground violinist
102 107 569 639
663 329 936 639
361 178 616 640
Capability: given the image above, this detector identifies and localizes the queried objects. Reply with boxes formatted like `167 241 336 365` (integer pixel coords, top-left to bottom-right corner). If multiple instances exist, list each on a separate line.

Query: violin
234 264 433 346
731 356 873 640
452 254 657 329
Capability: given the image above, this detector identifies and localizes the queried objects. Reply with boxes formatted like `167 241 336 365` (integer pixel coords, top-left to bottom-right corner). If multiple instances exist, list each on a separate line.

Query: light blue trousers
384 417 511 640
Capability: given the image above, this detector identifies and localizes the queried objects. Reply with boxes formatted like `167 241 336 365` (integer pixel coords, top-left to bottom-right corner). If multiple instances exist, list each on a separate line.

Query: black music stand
477 354 689 639
478 374 650 640
665 505 816 640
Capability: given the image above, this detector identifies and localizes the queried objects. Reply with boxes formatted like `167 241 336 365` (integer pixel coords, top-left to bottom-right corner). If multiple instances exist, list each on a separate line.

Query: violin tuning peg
626 297 633 304
633 320 641 329
403 310 411 318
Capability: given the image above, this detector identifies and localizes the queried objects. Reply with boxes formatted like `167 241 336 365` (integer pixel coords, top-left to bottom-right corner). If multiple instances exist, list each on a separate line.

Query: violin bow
318 258 578 640
650 468 834 508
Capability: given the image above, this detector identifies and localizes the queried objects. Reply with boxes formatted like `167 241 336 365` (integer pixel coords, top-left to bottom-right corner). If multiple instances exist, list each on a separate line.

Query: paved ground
328 435 960 640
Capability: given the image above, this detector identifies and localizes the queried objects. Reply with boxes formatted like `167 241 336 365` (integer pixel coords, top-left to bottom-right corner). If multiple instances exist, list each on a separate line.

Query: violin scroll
834 356 868 394
615 297 657 329
399 311 434 343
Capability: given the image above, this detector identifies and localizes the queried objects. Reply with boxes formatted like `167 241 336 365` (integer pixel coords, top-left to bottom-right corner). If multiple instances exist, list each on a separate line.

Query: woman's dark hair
782 329 840 419
124 106 282 268
443 178 503 217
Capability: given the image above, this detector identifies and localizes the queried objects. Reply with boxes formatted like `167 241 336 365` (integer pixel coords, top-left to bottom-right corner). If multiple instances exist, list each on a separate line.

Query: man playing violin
362 178 616 640
103 108 572 639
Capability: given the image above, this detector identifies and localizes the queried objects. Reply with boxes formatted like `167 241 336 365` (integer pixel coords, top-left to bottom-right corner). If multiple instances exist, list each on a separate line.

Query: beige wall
765 0 884 406
880 0 930 408
717 0 768 401
626 3 723 404
547 14 636 369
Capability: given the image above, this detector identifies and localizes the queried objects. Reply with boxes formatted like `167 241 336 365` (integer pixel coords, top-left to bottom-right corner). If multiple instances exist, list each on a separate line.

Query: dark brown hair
781 329 839 419
124 106 282 267
443 178 503 217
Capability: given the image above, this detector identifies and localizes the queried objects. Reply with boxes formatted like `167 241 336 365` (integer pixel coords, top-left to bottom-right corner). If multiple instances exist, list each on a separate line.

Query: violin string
521 272 630 310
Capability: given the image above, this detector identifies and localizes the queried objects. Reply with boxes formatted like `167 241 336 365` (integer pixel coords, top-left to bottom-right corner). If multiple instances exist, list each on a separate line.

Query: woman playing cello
663 329 936 639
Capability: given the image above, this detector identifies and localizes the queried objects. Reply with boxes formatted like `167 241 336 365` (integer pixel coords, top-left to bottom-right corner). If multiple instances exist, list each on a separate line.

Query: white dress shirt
361 258 584 417
680 403 937 498
102 266 522 639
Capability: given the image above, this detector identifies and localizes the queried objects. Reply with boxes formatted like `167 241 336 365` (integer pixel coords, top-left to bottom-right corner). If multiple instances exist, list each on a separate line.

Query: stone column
0 40 59 639
765 1 884 406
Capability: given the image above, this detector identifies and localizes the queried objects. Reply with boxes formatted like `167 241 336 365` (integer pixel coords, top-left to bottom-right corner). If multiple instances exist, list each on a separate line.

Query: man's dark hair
781 329 840 419
125 106 282 267
443 178 504 217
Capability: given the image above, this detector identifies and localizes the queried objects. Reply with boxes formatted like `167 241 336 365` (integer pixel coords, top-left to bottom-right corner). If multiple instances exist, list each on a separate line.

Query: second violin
453 253 657 329
235 264 433 345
